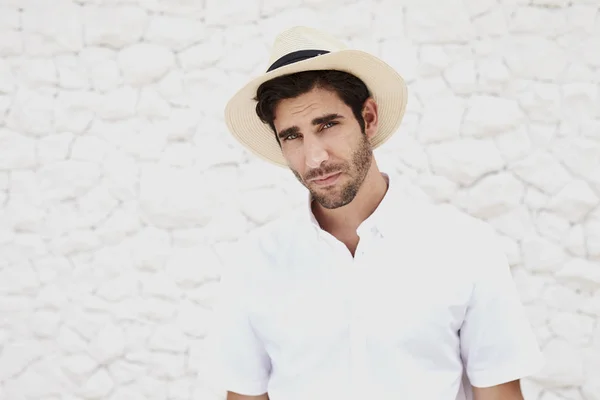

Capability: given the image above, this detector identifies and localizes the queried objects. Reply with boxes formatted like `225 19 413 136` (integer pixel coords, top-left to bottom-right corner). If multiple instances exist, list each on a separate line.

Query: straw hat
224 26 408 167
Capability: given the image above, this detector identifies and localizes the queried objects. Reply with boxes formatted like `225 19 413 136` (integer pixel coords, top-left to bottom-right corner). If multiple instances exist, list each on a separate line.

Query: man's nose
304 136 328 169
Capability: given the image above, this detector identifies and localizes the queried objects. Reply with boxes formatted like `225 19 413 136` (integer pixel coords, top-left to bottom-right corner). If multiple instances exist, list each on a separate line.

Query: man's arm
473 379 524 400
227 392 269 400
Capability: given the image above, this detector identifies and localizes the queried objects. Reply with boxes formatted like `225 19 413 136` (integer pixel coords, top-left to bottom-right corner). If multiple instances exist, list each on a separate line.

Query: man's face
272 86 375 209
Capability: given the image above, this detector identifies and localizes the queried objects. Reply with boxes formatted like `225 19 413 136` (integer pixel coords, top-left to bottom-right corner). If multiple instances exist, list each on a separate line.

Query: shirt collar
305 172 399 238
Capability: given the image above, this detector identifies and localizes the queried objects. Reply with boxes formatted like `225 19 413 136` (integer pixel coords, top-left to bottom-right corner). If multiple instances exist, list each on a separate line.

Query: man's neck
312 164 389 236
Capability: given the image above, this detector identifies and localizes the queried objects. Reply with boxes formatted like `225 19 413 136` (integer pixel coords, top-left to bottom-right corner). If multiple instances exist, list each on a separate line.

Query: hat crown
268 26 349 66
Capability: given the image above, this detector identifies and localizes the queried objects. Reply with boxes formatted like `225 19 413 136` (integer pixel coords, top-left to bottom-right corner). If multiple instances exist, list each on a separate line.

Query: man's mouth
310 172 342 186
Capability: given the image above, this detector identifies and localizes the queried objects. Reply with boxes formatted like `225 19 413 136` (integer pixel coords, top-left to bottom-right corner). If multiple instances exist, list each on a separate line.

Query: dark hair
254 70 371 142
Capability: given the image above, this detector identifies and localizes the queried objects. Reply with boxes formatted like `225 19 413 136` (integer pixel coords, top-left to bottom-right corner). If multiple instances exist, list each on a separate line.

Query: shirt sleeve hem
468 353 545 388
221 376 269 397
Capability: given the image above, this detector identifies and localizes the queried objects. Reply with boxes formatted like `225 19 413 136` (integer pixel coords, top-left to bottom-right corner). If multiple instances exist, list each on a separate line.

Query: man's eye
323 121 337 129
284 133 298 141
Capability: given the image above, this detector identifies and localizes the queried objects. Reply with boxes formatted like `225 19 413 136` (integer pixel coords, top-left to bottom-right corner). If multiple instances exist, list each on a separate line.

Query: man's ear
362 98 378 139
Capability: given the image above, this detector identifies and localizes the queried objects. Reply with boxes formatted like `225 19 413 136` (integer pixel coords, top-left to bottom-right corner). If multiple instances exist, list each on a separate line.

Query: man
213 26 544 400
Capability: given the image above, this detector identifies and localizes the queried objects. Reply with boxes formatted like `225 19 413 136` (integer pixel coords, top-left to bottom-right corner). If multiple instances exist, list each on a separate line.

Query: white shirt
212 175 544 400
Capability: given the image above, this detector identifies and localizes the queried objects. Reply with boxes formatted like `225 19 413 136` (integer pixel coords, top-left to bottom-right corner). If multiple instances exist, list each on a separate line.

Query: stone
176 301 211 338
504 36 568 80
548 311 595 346
417 95 463 143
79 369 114 399
70 136 109 163
119 121 170 161
161 142 196 168
139 165 217 229
83 5 147 48
6 89 54 137
0 7 19 29
551 138 600 192
21 1 83 52
536 339 584 387
521 235 567 273
415 175 458 203
0 59 15 93
49 229 101 255
0 340 43 380
102 148 139 202
509 6 567 36
96 202 141 245
37 160 101 202
418 45 450 77
37 132 74 164
110 387 147 400
563 83 598 121
30 310 60 338
136 88 171 119
0 29 22 57
13 58 58 87
455 172 525 219
96 272 139 302
534 211 571 244
0 128 37 170
511 151 572 195
0 262 39 294
405 1 474 43
108 360 146 385
205 0 260 25
129 227 171 272
149 352 186 379
55 55 89 90
379 38 419 83
88 323 125 364
410 76 453 102
125 375 167 400
463 95 524 137
564 224 586 257
443 60 476 94
117 44 174 86
156 70 186 106
61 353 98 382
89 59 121 93
545 179 599 222
144 15 205 51
178 35 225 72
96 86 137 120
427 139 505 186
473 10 507 37
494 127 531 163
141 272 180 300
56 326 88 354
585 211 600 260
148 326 188 353
54 90 96 134
240 187 290 226
517 81 563 122
477 58 510 92
557 258 600 288
165 245 221 288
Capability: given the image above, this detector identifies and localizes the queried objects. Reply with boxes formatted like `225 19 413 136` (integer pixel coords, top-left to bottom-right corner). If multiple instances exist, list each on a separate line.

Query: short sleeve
459 224 545 388
210 240 271 395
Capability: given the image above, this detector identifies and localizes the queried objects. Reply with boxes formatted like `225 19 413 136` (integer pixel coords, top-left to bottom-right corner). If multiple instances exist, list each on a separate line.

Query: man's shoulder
233 208 307 264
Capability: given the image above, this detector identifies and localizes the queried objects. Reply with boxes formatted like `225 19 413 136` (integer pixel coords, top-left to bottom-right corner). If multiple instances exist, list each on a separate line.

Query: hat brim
224 49 408 167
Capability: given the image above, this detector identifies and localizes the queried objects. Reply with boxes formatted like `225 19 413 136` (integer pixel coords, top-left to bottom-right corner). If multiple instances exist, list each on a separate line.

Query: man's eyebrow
312 113 344 126
277 126 299 140
277 114 344 139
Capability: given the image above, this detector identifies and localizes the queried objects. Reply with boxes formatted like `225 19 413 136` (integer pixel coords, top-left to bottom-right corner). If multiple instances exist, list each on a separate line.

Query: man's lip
310 172 342 182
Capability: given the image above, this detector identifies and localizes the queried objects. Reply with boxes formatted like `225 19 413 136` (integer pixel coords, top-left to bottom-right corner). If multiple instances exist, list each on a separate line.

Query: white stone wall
0 0 599 399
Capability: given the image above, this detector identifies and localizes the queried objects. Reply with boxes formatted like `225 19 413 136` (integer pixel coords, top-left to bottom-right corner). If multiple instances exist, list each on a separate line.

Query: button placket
348 236 371 398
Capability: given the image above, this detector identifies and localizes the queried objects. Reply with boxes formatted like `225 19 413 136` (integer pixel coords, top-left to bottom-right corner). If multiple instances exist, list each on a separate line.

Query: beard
291 133 373 209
